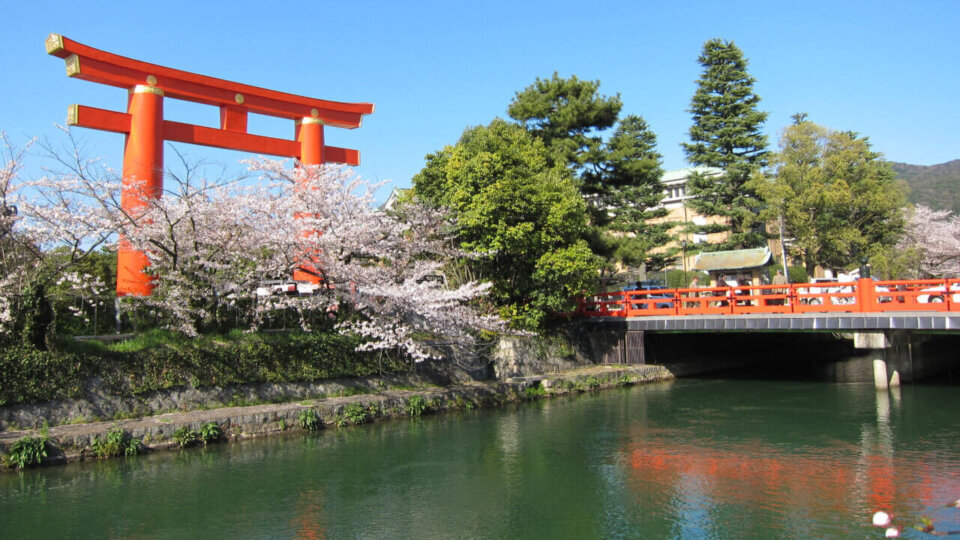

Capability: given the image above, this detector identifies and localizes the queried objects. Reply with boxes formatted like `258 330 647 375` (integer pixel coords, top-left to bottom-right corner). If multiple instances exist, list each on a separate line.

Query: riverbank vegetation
0 329 406 407
1 363 669 470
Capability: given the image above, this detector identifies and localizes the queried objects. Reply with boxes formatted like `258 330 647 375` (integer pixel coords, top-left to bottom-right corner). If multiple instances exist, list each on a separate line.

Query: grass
6 327 409 409
60 328 189 355
338 386 367 398
523 385 547 399
453 395 475 410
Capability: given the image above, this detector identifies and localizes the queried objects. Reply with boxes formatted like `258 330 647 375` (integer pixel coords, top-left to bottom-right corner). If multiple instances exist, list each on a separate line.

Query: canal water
2 379 959 539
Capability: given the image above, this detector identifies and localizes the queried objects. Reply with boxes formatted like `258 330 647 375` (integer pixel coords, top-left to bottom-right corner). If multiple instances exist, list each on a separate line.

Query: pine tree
682 39 769 251
507 72 622 174
509 75 672 270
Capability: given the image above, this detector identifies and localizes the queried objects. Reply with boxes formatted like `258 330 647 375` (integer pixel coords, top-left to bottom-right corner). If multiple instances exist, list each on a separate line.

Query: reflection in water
292 489 327 539
2 380 959 538
623 382 960 536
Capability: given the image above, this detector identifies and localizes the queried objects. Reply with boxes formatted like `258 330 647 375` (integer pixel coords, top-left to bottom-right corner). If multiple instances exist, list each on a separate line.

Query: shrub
198 422 223 444
0 345 93 406
405 395 427 417
172 426 199 448
787 265 808 284
586 377 601 389
523 385 547 400
453 395 475 410
298 409 321 431
338 402 370 427
91 426 141 458
666 269 710 288
3 434 48 469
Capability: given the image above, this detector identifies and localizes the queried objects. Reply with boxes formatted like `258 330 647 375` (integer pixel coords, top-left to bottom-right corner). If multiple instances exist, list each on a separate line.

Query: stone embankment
0 364 673 469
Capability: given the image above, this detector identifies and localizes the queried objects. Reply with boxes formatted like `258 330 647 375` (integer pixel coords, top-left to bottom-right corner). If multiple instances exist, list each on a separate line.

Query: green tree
682 38 769 251
507 72 622 173
748 120 906 274
509 74 671 270
583 115 672 270
413 119 599 329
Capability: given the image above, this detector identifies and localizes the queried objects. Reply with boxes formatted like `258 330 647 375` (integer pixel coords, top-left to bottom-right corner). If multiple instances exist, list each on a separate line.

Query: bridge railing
577 278 960 318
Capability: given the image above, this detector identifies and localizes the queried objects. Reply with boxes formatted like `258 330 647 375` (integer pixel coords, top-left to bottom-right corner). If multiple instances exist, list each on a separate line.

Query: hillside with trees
889 159 960 213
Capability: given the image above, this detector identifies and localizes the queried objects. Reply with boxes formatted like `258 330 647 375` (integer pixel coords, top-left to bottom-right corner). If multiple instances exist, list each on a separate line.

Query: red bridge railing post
857 278 877 313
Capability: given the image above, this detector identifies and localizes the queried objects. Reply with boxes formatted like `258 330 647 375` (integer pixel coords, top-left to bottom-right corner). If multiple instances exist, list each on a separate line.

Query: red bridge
578 278 960 318
574 278 960 390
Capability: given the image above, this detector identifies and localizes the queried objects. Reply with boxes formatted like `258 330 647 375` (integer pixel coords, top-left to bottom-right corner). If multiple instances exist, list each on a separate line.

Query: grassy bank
0 364 674 470
0 329 408 407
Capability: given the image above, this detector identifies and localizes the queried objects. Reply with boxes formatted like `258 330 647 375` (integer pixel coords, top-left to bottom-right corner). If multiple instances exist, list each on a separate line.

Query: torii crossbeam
46 34 375 296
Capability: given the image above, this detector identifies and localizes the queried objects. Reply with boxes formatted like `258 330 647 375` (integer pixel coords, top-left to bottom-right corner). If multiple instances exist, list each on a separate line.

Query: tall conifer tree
682 39 769 251
582 115 671 269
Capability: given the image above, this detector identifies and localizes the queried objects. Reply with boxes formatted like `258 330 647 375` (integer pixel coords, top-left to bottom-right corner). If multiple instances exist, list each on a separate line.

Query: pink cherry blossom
899 205 960 278
1 132 503 360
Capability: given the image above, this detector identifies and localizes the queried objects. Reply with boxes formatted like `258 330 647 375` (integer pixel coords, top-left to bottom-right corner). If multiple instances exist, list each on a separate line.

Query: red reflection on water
291 489 327 540
626 439 953 515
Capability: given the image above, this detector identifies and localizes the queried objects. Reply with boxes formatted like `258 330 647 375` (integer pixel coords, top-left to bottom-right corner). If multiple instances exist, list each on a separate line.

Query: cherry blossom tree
2 130 503 359
0 130 123 345
120 158 503 360
0 134 25 334
898 205 960 278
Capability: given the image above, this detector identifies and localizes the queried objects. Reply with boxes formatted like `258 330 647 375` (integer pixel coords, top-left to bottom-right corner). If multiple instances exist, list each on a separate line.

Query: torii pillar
293 117 325 283
117 85 164 296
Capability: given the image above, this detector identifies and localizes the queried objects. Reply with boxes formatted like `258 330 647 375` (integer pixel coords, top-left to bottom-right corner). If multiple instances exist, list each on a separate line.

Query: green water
2 379 959 539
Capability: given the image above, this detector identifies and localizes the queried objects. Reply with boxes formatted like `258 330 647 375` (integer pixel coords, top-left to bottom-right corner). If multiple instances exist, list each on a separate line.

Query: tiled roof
692 247 772 271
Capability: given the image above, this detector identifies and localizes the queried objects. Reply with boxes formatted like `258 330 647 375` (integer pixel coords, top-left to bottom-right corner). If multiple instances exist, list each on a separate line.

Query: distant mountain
889 159 960 214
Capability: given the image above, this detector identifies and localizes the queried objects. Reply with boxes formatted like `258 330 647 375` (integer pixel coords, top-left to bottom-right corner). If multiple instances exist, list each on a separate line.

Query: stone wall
0 373 436 431
1 364 673 469
490 333 593 379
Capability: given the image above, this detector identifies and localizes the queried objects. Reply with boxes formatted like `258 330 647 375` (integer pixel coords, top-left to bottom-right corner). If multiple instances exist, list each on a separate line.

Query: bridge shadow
567 320 960 385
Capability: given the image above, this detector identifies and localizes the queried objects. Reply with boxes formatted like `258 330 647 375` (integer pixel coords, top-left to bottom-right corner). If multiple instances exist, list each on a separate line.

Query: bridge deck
583 312 960 332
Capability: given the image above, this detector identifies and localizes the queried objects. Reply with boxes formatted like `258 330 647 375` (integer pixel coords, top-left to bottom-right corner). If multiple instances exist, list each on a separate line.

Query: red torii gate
45 33 375 296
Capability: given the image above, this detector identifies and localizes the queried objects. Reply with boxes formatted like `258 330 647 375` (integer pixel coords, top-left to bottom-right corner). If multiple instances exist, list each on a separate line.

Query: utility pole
779 213 789 279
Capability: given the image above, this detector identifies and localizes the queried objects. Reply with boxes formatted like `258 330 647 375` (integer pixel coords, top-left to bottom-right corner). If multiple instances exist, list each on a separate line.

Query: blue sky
2 1 958 199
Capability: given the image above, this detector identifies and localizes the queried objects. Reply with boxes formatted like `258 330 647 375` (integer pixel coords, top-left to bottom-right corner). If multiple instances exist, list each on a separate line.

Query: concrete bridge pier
852 331 912 389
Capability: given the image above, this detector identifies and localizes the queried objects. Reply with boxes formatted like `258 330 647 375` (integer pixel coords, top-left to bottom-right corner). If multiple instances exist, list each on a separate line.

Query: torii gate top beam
45 34 374 129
